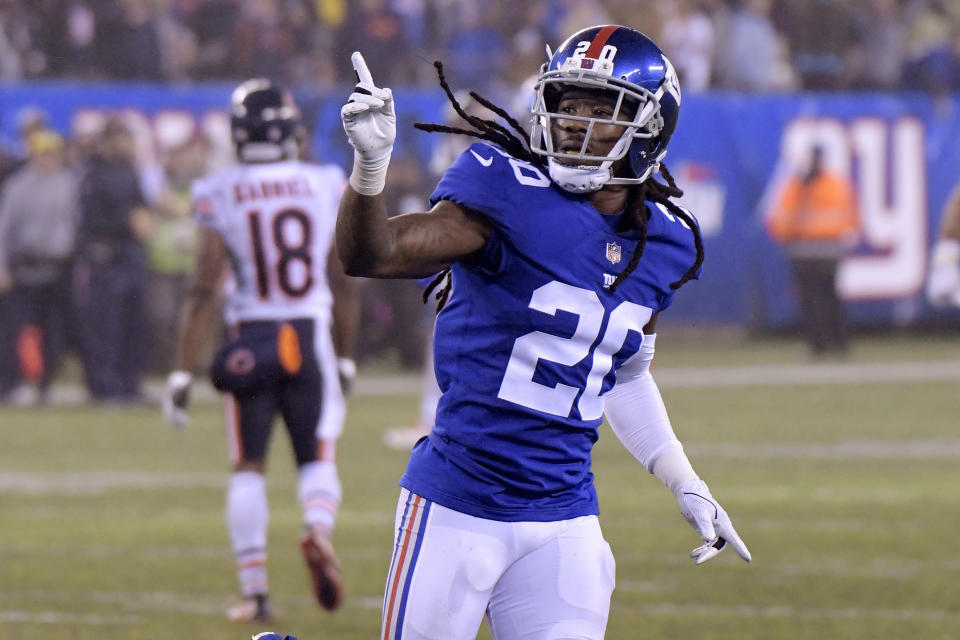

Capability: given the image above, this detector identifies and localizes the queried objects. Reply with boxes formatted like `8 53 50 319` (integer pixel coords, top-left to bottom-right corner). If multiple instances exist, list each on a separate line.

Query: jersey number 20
498 281 652 420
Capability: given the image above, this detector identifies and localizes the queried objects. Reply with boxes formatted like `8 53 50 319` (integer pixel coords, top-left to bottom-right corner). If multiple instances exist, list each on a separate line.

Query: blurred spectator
2 0 958 91
551 0 612 43
766 145 860 357
659 0 714 93
779 0 855 90
902 0 960 95
62 0 98 77
0 106 48 187
96 0 166 81
502 2 549 87
335 0 408 84
848 0 906 90
231 0 296 81
0 130 80 404
715 0 794 91
444 4 508 91
186 0 242 79
0 0 46 78
0 6 23 79
74 118 152 403
144 134 207 372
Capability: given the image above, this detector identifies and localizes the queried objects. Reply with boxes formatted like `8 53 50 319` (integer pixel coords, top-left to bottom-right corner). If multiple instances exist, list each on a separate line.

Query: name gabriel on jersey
233 177 316 204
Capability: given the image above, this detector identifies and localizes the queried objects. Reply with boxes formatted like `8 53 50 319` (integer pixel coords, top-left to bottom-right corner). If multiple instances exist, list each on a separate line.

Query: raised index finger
351 51 374 86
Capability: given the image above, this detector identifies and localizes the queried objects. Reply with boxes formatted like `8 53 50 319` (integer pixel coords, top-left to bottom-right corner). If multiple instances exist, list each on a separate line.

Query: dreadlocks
415 61 704 312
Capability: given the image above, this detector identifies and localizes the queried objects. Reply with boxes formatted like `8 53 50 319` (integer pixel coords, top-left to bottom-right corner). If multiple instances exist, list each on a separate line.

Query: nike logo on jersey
470 149 494 167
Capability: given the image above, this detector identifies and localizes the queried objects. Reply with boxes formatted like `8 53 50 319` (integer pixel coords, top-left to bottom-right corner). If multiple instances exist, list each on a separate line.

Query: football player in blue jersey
339 25 751 639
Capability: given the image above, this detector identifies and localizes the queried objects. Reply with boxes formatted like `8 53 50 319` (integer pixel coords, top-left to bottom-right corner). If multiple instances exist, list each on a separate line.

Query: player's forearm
330 284 359 360
173 290 219 372
604 333 700 489
336 193 470 279
336 187 395 277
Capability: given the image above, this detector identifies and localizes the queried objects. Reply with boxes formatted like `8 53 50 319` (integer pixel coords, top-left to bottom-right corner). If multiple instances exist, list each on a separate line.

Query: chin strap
547 158 613 193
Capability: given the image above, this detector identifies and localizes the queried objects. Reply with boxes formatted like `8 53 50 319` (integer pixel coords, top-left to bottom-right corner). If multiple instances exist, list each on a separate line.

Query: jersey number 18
248 208 314 299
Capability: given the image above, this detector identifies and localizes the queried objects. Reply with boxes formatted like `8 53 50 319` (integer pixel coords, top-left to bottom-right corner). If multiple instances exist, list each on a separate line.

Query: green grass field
2 333 959 639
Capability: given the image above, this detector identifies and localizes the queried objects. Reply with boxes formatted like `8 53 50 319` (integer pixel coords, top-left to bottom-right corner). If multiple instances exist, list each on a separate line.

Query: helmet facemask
530 66 665 192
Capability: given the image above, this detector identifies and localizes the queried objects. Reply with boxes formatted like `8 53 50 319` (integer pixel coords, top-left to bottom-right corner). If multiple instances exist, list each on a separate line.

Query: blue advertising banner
2 83 958 327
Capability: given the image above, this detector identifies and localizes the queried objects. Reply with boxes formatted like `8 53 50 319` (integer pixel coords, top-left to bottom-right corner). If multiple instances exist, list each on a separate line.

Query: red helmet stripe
585 25 619 59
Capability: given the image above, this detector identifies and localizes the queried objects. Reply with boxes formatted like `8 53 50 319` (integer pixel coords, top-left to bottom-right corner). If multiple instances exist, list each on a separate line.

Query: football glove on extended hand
674 479 751 566
162 370 192 430
341 51 396 195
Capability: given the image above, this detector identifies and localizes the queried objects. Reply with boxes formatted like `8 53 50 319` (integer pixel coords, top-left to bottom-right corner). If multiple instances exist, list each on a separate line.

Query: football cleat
227 593 274 624
300 528 343 610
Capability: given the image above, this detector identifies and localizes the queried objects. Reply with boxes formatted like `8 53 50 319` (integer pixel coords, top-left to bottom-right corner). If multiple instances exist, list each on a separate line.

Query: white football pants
381 489 616 640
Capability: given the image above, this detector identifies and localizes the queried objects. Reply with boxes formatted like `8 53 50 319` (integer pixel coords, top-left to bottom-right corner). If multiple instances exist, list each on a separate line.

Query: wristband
349 152 391 196
651 445 699 492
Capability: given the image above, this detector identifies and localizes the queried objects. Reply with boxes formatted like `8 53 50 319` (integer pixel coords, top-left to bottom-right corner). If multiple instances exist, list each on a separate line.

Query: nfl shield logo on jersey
605 242 622 265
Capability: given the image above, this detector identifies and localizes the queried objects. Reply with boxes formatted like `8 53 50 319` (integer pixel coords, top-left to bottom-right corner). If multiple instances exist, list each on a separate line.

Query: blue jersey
400 143 700 522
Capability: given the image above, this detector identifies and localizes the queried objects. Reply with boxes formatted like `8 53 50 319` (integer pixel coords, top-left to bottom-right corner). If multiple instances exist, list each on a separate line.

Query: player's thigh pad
382 490 511 640
486 516 616 640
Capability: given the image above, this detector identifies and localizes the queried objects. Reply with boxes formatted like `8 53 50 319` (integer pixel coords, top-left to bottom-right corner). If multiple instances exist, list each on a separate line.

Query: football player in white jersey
340 25 750 640
162 79 358 623
927 181 960 307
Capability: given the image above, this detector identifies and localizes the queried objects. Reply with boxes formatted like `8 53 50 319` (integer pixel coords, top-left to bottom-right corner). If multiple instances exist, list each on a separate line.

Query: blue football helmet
530 25 681 193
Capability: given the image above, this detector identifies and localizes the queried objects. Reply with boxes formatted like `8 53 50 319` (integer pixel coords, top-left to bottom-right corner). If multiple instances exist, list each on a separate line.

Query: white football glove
674 479 751 565
926 239 960 308
341 51 396 195
162 370 193 430
337 357 356 397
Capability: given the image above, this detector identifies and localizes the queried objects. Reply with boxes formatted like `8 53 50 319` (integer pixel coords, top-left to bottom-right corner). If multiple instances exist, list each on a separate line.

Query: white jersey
191 160 345 324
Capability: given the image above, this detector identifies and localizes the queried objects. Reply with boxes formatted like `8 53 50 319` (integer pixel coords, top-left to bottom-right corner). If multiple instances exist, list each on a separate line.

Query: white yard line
2 438 959 495
4 437 959 495
651 360 960 388
4 598 957 625
687 440 960 459
626 602 958 622
0 610 141 624
28 359 960 406
346 360 960 393
0 471 225 494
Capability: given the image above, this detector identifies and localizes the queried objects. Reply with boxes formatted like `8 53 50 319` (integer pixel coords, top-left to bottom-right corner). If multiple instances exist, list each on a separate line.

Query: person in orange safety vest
767 145 860 357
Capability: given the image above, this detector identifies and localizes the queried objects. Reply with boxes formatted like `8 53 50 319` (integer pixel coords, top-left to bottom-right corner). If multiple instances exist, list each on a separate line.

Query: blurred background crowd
2 0 960 406
1 0 960 93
